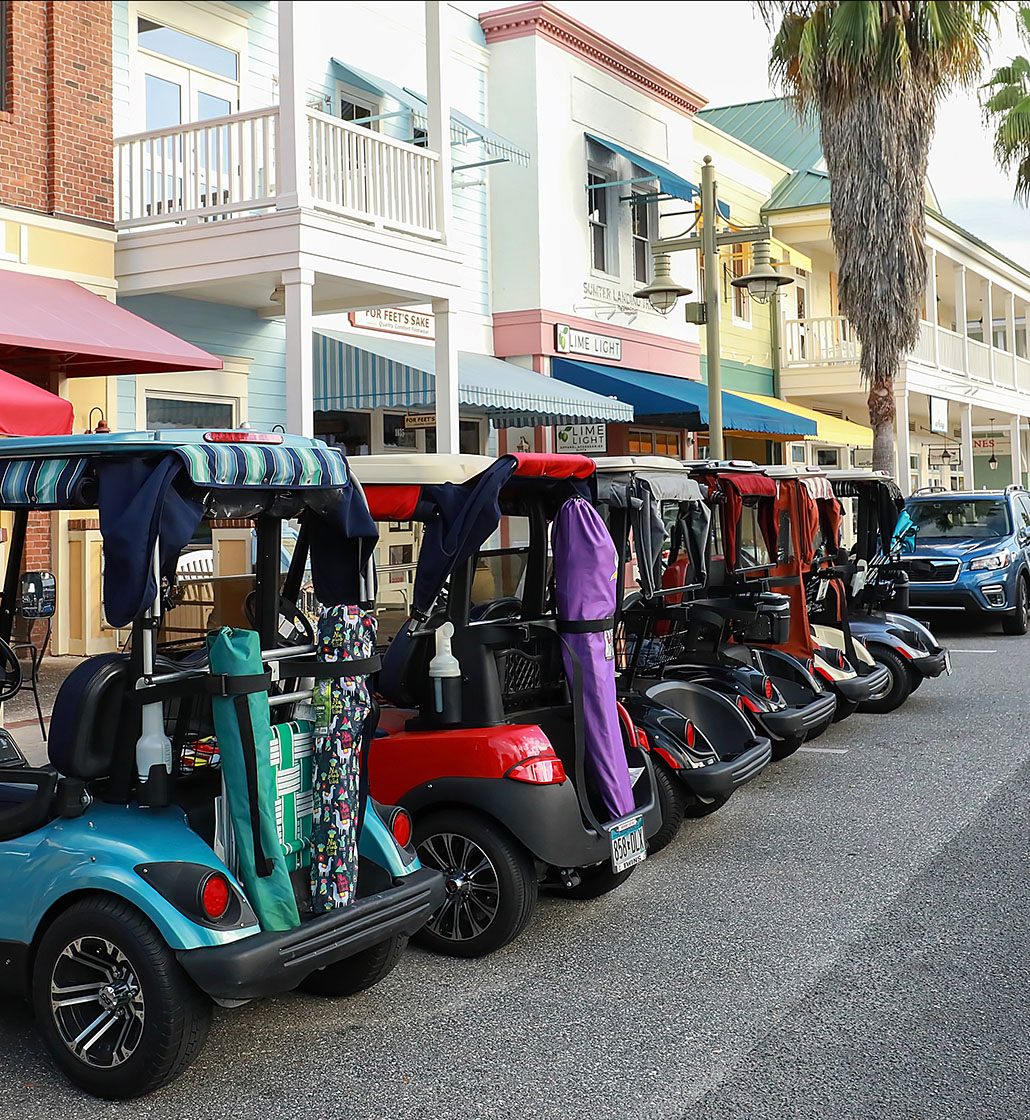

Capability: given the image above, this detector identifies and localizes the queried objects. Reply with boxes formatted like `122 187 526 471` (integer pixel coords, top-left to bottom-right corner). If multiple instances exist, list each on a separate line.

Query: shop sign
403 412 437 429
928 447 962 468
555 422 607 453
555 324 622 362
973 435 1010 454
350 307 435 339
929 396 948 434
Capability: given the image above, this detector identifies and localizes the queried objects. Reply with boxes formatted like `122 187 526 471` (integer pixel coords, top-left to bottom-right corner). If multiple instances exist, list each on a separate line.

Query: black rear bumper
176 867 443 1002
678 737 772 798
833 663 891 703
755 691 837 742
911 648 949 679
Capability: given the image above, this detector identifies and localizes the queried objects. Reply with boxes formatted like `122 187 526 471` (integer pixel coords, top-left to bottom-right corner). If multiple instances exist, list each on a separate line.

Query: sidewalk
4 655 84 766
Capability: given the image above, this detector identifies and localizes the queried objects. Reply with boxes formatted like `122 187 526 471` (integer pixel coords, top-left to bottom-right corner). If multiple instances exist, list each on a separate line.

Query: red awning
0 273 222 378
0 367 73 435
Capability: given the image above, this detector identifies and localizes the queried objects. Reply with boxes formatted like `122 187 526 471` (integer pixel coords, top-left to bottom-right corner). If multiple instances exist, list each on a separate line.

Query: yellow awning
728 392 873 447
768 237 812 271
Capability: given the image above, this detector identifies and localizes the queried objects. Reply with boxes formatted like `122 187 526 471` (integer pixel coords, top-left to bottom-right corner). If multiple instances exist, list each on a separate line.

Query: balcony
782 314 1030 397
114 107 440 239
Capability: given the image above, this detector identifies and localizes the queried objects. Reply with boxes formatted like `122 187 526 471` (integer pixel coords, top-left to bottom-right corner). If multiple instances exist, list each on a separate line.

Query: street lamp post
634 155 792 459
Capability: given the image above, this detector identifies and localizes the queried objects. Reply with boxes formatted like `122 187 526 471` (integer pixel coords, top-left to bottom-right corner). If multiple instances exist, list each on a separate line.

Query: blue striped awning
315 330 633 427
0 456 89 507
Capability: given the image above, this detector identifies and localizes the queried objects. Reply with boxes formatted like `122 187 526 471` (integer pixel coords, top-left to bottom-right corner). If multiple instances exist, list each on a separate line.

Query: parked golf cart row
0 433 949 1101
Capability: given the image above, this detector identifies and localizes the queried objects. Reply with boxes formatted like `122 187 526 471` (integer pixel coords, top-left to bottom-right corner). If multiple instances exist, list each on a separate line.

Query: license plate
608 814 647 874
944 649 952 675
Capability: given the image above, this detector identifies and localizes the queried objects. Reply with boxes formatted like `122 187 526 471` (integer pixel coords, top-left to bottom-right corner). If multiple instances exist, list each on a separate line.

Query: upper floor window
730 244 751 324
632 189 653 285
138 17 238 80
587 168 612 274
335 82 379 128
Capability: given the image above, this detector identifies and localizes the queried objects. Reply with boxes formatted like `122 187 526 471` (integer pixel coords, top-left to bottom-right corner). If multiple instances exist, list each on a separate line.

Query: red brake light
740 695 761 713
390 808 413 848
763 677 773 699
837 651 847 670
200 873 230 920
685 720 695 748
636 728 649 751
203 430 284 444
506 755 567 785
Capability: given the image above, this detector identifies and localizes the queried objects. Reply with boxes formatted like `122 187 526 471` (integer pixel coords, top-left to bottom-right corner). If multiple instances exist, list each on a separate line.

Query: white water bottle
428 621 462 724
136 702 172 785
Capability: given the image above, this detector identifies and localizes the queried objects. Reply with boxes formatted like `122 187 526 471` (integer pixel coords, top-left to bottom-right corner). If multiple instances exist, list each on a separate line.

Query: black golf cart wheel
32 896 211 1100
831 695 859 722
560 862 636 900
1002 576 1030 635
858 647 913 714
770 735 804 762
413 810 537 958
298 934 406 998
682 790 729 819
648 759 687 854
908 671 925 691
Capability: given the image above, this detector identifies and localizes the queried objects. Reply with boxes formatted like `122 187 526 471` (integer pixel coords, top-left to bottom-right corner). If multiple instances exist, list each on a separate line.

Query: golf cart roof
821 468 895 483
682 459 766 474
350 454 497 487
0 429 352 508
761 464 827 479
592 455 687 472
591 456 705 504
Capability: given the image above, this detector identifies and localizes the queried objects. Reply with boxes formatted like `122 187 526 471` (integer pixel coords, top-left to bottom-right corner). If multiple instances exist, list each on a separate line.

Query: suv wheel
1002 575 1029 636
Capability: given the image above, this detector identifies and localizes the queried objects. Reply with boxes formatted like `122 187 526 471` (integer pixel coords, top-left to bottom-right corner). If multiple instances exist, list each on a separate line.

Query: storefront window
791 444 807 464
314 411 371 457
383 412 418 450
145 395 234 430
426 420 481 455
816 447 840 467
628 428 681 458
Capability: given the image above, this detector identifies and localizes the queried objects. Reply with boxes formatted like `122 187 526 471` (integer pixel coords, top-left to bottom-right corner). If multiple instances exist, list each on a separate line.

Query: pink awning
0 367 73 436
0 273 222 378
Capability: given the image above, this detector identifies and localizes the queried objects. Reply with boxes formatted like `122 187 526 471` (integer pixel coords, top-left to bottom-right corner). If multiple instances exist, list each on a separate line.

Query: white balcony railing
936 326 966 373
114 107 440 239
782 316 859 366
967 337 991 381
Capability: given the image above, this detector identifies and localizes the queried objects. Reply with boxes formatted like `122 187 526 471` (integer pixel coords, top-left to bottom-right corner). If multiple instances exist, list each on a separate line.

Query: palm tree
982 7 1030 203
757 1 998 474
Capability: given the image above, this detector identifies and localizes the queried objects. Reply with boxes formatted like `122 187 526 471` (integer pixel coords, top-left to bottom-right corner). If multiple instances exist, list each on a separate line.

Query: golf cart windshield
907 498 1012 540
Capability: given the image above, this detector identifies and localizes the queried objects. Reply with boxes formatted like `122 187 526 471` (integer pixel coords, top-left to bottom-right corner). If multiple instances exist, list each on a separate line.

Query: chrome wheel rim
50 937 145 1068
417 833 500 942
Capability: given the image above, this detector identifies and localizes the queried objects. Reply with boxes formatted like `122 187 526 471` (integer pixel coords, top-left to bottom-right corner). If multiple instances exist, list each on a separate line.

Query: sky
478 0 1030 265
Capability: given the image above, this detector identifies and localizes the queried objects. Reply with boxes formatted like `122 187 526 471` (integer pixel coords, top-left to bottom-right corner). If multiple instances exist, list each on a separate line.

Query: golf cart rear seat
0 654 133 840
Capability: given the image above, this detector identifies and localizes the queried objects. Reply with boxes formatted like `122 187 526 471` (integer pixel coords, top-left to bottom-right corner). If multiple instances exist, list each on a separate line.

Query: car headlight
969 549 1012 571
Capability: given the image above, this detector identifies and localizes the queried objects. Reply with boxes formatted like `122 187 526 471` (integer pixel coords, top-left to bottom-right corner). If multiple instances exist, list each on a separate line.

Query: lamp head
731 240 792 306
633 253 693 316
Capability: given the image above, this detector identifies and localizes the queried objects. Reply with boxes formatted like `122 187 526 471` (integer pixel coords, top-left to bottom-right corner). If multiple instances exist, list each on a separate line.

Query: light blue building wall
116 295 286 431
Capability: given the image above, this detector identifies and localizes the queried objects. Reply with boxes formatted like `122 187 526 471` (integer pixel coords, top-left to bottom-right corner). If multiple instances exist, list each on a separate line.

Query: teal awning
330 61 530 167
551 358 816 437
315 331 632 428
586 134 730 220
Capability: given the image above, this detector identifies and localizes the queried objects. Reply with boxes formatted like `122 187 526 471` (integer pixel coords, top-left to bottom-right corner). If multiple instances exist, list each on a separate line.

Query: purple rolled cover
552 496 635 820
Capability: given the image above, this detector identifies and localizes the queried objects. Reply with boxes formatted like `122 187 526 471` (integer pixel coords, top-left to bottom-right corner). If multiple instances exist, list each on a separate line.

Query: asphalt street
1 614 1027 1120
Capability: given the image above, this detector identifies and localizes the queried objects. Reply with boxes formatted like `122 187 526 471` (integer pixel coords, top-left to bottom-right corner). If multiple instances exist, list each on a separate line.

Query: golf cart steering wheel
472 596 522 622
244 591 316 647
0 637 23 703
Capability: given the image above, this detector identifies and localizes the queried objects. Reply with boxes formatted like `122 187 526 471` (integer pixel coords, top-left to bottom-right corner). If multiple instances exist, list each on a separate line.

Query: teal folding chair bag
207 627 301 932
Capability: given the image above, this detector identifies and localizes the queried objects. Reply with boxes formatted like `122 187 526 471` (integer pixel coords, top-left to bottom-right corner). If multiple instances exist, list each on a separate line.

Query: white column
961 401 974 490
1011 416 1022 487
432 298 459 453
425 1 452 242
927 247 939 366
985 278 995 382
894 388 911 495
955 264 968 372
284 268 314 437
276 1 311 211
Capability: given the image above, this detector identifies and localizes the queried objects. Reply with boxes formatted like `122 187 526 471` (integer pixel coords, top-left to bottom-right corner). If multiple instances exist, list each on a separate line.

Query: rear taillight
200 873 230 920
837 651 847 670
685 720 695 748
763 677 773 699
654 745 683 770
390 808 413 848
203 430 283 443
740 695 761 713
636 728 650 751
506 755 567 784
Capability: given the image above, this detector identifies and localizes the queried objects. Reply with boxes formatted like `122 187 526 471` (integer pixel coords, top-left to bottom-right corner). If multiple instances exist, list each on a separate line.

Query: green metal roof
765 167 831 213
697 98 823 172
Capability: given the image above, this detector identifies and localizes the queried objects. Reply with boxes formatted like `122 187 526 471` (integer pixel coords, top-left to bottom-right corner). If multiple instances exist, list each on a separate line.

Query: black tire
1002 576 1029 635
682 789 730 819
413 810 537 958
909 671 925 692
648 759 687 854
770 735 804 762
858 647 913 714
32 896 212 1100
831 695 859 722
297 934 406 998
560 862 635 900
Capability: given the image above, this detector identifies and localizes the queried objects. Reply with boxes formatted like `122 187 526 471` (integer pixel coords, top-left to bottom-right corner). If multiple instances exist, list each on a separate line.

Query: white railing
115 106 441 239
937 326 966 373
995 349 1016 387
782 316 860 366
914 320 936 364
115 106 279 228
1017 355 1030 394
968 337 991 381
306 111 438 238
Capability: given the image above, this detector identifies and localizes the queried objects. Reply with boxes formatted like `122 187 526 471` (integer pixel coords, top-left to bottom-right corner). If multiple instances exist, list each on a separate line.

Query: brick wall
0 0 113 225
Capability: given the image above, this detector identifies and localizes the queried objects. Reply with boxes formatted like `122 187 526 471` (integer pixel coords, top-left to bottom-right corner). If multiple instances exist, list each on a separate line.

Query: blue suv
901 487 1030 635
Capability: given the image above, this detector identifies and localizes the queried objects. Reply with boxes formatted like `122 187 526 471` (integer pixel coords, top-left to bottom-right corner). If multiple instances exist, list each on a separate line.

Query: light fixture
269 284 285 305
633 252 693 316
730 239 792 305
989 416 999 470
941 447 952 462
86 407 110 435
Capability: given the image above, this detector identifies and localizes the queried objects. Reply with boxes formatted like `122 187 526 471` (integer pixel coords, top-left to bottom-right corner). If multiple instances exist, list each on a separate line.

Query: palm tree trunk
867 380 896 474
